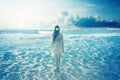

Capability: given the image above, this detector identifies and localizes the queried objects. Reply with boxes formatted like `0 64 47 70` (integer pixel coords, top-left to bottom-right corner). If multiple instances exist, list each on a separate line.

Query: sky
0 0 120 29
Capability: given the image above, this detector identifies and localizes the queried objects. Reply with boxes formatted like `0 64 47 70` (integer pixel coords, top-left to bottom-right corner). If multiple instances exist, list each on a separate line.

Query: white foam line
0 33 120 39
65 33 120 37
106 28 120 31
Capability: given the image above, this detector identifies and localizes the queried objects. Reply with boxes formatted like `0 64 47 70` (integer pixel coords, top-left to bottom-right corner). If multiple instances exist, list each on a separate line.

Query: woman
51 25 64 72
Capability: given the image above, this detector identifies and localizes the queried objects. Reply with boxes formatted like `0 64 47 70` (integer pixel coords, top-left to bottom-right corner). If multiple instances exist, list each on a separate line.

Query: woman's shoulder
60 31 63 34
59 32 63 35
52 32 63 36
59 32 63 37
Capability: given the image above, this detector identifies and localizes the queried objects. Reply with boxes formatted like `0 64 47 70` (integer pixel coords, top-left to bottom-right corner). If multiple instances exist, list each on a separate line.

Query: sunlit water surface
0 28 120 80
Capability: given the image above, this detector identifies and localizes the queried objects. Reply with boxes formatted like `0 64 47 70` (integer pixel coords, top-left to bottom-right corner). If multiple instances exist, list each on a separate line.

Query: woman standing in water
51 25 64 72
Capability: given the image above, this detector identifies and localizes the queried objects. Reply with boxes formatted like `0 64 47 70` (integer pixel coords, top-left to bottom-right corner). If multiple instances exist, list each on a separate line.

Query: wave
65 33 120 38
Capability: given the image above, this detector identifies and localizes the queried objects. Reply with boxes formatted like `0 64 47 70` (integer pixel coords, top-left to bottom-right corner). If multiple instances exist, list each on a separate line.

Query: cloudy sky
0 0 120 29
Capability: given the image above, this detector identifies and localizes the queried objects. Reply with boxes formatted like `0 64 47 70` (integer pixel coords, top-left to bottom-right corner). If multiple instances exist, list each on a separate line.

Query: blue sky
0 0 120 29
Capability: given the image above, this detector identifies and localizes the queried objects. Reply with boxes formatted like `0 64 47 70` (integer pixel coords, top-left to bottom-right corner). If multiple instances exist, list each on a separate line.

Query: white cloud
0 0 95 29
0 0 62 29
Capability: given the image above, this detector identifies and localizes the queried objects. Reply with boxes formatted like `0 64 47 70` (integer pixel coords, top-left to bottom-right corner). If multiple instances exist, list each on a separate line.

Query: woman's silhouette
51 25 64 72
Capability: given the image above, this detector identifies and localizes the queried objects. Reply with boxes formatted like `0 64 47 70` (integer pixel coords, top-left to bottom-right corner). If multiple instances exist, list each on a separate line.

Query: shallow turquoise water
0 28 120 80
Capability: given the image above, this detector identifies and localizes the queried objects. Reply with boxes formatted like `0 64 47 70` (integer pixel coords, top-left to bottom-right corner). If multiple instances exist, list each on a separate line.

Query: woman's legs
55 53 61 72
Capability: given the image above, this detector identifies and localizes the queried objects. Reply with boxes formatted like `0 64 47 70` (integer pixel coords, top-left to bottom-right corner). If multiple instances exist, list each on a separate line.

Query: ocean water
0 28 120 80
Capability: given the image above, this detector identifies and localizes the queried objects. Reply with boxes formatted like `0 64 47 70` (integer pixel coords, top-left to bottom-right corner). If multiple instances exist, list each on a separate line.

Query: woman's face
55 28 59 31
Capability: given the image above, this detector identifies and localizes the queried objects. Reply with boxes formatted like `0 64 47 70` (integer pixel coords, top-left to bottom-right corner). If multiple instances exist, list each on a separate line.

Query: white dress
51 32 64 56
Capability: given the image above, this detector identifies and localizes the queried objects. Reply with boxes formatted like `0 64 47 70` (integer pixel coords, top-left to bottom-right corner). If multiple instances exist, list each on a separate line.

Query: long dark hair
53 25 60 42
